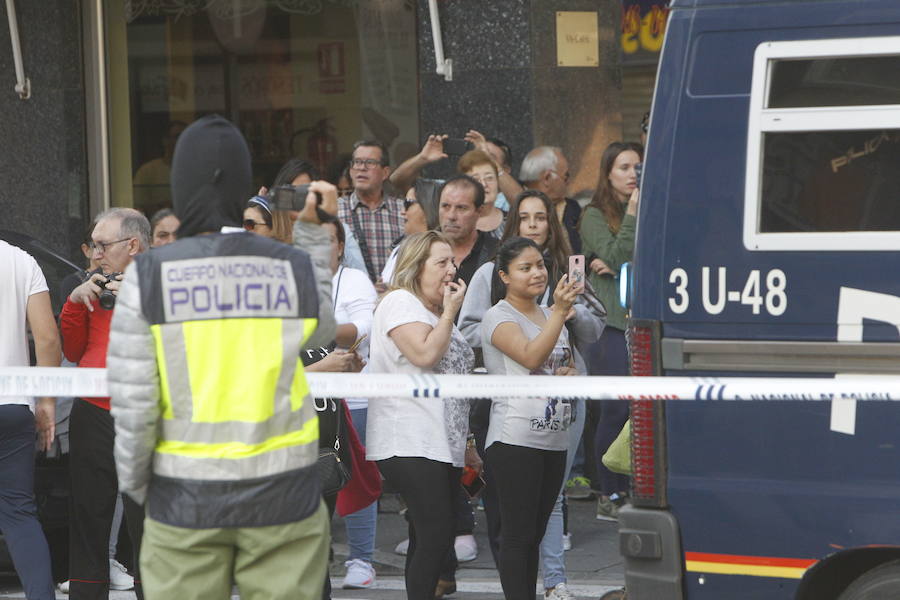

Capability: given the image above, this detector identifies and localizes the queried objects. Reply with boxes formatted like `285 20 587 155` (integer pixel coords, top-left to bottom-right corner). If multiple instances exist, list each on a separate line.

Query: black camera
635 162 643 189
268 184 323 212
86 269 122 310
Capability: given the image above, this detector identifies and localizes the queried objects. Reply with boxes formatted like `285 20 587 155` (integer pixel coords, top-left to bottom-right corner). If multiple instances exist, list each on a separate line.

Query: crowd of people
0 113 644 600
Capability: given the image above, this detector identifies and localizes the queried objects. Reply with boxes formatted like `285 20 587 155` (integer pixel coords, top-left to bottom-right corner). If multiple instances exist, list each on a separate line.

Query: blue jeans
540 398 585 589
0 405 55 600
344 408 377 562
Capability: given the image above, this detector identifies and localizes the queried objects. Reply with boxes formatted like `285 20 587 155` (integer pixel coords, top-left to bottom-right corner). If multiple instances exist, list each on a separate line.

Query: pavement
0 492 624 599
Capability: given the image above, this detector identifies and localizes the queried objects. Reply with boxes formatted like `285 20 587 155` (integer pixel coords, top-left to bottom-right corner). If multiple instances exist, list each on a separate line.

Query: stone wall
0 0 88 262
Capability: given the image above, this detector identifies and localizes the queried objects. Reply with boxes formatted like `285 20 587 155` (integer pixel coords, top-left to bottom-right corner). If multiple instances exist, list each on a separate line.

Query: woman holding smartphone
458 190 604 599
481 236 579 600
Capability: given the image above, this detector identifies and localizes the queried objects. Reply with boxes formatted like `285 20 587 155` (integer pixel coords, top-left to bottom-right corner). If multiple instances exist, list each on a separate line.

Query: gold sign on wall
556 11 599 67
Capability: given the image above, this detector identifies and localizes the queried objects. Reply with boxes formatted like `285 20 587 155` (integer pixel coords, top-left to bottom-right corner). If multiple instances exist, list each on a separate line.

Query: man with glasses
338 140 405 285
60 207 150 600
519 146 582 254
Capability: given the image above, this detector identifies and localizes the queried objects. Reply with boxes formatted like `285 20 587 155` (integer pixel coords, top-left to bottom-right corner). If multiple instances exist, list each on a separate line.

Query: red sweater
60 298 112 410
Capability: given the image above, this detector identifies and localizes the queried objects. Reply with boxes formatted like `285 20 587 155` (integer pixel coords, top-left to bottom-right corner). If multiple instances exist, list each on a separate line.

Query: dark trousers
487 442 566 600
378 457 460 600
68 399 144 600
588 327 632 495
470 400 502 568
0 404 55 600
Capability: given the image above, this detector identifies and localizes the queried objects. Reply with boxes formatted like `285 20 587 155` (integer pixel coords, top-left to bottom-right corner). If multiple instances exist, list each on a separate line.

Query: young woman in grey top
480 237 579 600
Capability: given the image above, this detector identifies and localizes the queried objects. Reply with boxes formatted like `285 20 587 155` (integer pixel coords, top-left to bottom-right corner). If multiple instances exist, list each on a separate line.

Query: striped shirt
339 192 405 281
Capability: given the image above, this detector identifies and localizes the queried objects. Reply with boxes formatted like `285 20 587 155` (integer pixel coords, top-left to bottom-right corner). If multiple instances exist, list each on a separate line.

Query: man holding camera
60 208 150 600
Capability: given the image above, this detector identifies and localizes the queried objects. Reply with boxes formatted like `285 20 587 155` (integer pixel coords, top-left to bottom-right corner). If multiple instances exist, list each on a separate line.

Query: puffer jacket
106 115 336 528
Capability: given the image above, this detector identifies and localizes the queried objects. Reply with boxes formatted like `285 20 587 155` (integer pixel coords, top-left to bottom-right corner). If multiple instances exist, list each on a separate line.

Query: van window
744 37 900 251
768 56 900 108
761 129 900 233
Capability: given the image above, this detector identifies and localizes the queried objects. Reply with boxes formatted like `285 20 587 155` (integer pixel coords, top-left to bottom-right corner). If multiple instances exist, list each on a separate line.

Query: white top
366 289 475 466
332 266 377 410
0 240 49 411
481 300 574 451
380 245 400 286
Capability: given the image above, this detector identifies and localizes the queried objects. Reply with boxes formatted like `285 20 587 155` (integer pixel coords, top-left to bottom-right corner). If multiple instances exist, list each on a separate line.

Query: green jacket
580 206 636 330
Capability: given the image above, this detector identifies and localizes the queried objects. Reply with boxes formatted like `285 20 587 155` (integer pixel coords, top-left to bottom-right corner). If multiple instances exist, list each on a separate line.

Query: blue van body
622 0 900 598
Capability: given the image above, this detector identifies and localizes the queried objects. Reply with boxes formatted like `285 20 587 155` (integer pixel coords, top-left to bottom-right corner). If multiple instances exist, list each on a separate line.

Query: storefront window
109 0 419 215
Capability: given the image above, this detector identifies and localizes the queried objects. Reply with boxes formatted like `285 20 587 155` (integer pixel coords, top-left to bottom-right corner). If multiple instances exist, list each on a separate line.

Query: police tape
1 367 900 401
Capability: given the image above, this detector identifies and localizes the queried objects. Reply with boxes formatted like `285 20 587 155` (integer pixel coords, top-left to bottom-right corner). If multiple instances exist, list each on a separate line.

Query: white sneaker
563 532 572 551
454 534 477 562
394 538 409 555
341 559 376 589
109 559 135 591
545 582 577 599
57 580 69 594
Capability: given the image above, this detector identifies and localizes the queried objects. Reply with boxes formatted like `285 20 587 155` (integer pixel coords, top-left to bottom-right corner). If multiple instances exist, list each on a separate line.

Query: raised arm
465 129 523 201
491 277 577 371
389 279 466 369
580 202 637 273
389 135 448 196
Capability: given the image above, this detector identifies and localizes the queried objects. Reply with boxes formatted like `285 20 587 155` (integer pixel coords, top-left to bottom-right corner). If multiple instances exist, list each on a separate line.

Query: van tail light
627 319 668 508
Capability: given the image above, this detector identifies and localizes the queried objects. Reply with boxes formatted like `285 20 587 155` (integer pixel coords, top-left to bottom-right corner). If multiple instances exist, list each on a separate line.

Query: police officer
107 115 337 600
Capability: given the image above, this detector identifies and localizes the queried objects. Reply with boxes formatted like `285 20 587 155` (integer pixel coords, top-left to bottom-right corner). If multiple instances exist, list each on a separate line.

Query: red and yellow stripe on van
685 552 818 579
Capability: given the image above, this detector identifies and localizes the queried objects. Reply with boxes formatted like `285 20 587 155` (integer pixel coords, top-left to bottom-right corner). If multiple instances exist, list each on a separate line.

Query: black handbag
314 397 351 496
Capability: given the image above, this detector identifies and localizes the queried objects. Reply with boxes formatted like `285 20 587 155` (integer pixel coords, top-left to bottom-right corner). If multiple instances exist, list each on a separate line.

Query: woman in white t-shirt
480 236 579 600
366 231 476 599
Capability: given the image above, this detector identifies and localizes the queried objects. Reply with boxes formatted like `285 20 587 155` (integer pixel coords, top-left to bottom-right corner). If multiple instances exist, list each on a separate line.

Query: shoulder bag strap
351 207 378 282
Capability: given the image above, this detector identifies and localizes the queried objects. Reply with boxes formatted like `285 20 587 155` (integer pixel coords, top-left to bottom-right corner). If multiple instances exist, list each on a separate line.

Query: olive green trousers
140 501 329 600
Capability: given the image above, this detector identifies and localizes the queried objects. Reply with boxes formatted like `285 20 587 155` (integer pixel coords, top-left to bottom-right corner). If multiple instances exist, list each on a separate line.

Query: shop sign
556 11 600 68
620 0 669 64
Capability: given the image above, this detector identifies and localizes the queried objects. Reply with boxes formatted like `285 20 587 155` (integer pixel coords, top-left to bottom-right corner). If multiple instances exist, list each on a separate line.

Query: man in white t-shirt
0 239 61 600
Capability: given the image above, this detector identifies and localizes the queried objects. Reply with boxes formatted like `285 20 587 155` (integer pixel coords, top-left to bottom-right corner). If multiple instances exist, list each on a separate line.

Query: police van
620 0 900 598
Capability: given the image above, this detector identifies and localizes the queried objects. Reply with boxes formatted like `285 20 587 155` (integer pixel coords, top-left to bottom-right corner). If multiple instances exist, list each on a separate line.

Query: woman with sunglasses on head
481 236 579 600
243 196 274 238
578 141 643 522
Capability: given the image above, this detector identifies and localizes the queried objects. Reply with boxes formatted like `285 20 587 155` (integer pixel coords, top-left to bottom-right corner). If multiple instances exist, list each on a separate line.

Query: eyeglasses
89 238 132 254
403 198 418 211
243 219 265 231
350 158 383 170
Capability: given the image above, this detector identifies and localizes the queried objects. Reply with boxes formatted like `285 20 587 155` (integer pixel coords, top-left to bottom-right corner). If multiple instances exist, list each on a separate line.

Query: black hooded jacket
171 114 251 238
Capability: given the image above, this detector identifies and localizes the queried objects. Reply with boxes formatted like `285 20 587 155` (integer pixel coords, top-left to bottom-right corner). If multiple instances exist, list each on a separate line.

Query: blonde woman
366 231 478 599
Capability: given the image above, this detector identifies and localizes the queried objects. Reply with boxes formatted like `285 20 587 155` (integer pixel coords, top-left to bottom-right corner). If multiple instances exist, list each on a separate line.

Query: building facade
0 0 665 261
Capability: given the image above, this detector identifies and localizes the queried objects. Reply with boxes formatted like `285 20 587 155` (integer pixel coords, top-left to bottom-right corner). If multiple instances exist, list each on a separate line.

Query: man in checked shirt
338 140 405 289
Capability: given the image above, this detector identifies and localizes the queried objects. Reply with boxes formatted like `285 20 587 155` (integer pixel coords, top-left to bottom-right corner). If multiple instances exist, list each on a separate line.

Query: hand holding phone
443 137 471 156
568 254 585 294
348 334 367 354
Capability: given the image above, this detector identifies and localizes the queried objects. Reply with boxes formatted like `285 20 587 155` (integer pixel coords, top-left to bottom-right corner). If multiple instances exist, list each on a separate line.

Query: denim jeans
344 408 377 562
0 404 55 600
540 398 585 589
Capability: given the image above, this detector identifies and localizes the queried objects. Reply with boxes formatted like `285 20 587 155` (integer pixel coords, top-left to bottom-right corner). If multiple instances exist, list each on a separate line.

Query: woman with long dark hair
481 236 579 599
579 141 643 521
457 191 604 599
